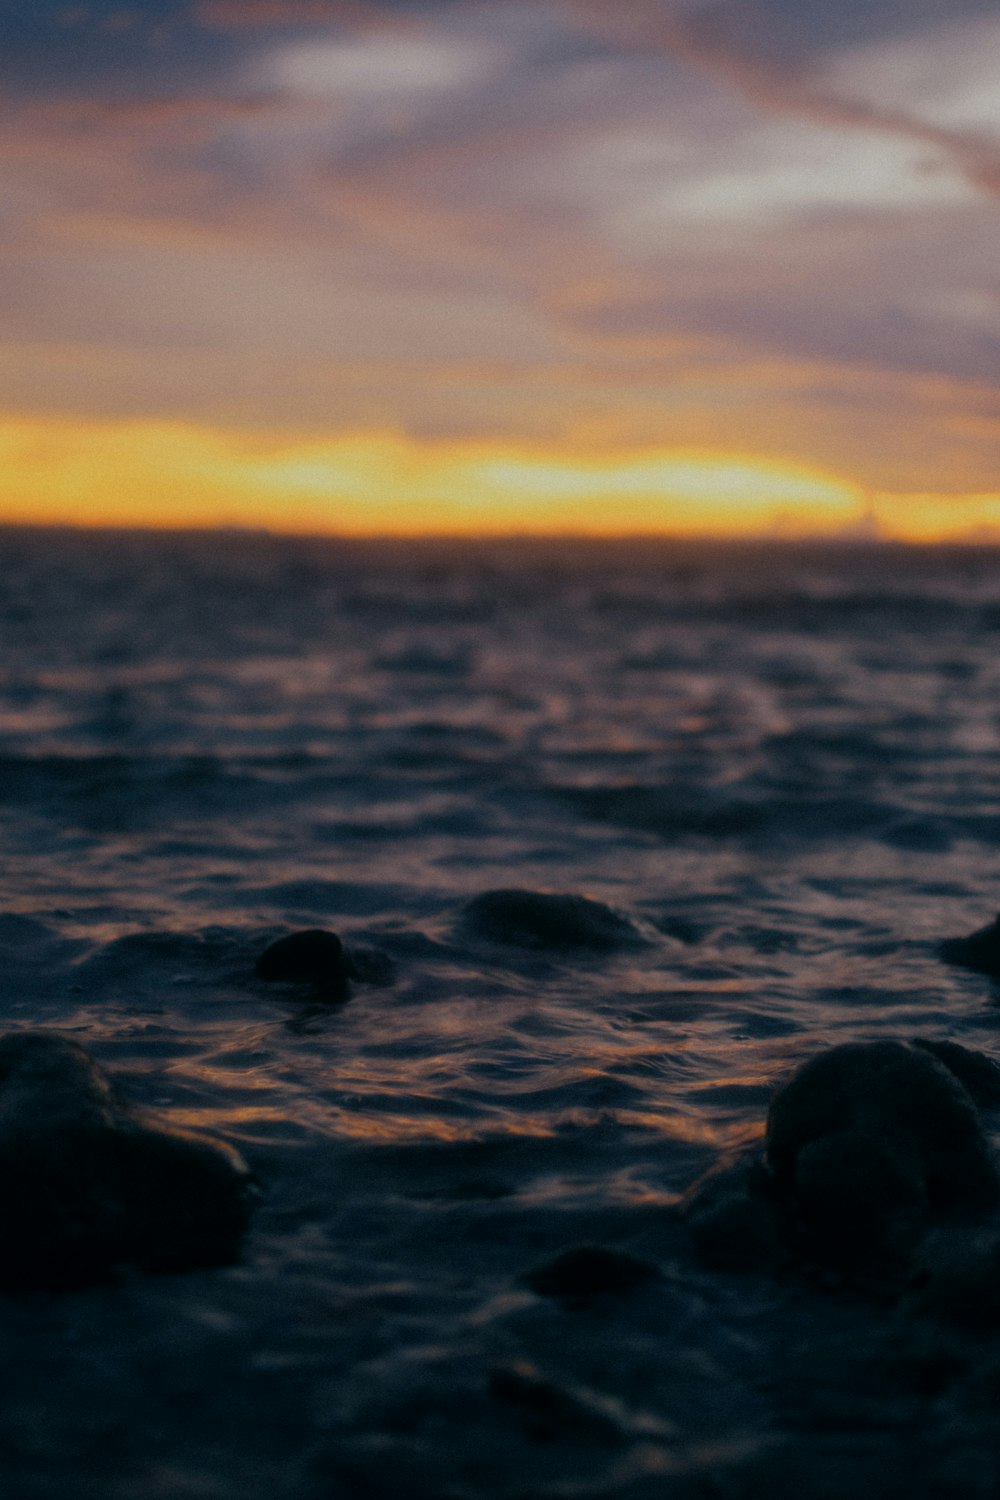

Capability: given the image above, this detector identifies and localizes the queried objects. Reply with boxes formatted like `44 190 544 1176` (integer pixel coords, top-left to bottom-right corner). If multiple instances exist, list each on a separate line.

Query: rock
461 889 643 953
765 1040 1000 1270
766 1041 999 1214
791 1129 928 1271
686 1039 1000 1290
523 1244 661 1298
682 1155 790 1272
940 914 1000 979
906 1227 1000 1324
0 1031 256 1289
912 1038 1000 1109
255 929 354 997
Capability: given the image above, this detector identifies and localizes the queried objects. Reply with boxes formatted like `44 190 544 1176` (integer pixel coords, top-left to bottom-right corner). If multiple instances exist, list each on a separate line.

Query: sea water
3 528 1000 1498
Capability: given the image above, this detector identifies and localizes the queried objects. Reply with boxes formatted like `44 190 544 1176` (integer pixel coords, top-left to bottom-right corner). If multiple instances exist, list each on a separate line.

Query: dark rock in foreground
940 913 1000 979
767 1039 999 1223
0 1031 256 1290
684 1155 791 1273
461 889 644 953
255 928 355 997
912 1037 1000 1108
684 1038 1000 1288
523 1244 661 1298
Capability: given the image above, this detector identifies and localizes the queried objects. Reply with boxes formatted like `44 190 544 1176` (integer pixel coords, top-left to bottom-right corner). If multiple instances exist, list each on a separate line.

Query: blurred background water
3 528 1000 1499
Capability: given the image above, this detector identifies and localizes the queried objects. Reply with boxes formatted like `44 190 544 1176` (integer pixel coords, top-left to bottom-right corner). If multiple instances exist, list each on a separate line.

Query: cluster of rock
4 898 999 1298
0 888 641 1293
252 890 646 1002
684 1036 1000 1306
0 921 384 1291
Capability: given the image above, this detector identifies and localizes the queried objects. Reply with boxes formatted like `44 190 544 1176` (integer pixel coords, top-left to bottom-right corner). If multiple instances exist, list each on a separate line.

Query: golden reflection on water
160 1012 781 1151
689 1070 775 1093
170 1094 769 1151
168 1105 292 1133
616 1110 765 1150
308 1111 568 1145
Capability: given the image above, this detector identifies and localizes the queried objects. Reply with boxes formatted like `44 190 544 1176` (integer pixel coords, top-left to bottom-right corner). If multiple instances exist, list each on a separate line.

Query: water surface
3 530 1000 1498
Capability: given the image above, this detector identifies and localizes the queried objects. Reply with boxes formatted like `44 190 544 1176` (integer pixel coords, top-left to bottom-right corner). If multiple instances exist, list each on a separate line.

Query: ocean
3 527 1000 1498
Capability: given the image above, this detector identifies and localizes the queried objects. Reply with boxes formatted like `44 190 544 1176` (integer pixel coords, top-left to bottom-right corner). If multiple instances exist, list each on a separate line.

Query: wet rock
912 1038 1000 1109
687 1040 1000 1283
768 1040 1000 1271
766 1041 999 1219
255 928 355 997
791 1129 928 1271
523 1244 661 1298
682 1155 790 1273
0 1031 256 1289
461 889 644 953
906 1227 1000 1324
940 913 1000 979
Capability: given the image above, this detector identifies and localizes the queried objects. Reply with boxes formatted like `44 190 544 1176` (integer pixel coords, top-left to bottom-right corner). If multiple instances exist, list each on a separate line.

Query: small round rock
462 889 643 953
523 1244 661 1298
255 929 353 988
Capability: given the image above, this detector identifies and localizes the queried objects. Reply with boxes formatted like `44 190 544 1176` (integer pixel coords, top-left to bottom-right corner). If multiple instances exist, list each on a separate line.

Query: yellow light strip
0 414 995 541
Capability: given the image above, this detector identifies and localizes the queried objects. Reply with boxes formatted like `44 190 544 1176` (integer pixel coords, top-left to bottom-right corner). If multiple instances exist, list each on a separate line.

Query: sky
2 0 1000 538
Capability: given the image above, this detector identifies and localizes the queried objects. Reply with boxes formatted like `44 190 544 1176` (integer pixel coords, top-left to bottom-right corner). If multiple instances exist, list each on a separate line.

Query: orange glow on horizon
0 413 997 542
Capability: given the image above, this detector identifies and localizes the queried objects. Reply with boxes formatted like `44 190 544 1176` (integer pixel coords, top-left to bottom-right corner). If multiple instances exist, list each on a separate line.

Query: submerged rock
686 1039 1000 1285
523 1244 661 1298
0 1031 256 1289
255 928 355 997
461 889 644 953
940 914 1000 979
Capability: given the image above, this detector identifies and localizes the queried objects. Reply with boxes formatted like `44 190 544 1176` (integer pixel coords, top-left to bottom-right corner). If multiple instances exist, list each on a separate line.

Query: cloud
556 212 1000 388
1 0 997 512
569 0 1000 204
264 30 507 98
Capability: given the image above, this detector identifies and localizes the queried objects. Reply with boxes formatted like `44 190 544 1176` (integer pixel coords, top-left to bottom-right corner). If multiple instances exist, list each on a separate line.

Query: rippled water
4 529 1000 1498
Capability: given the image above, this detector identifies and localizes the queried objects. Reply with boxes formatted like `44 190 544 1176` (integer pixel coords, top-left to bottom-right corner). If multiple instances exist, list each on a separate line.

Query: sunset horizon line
2 413 998 545
3 518 999 549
